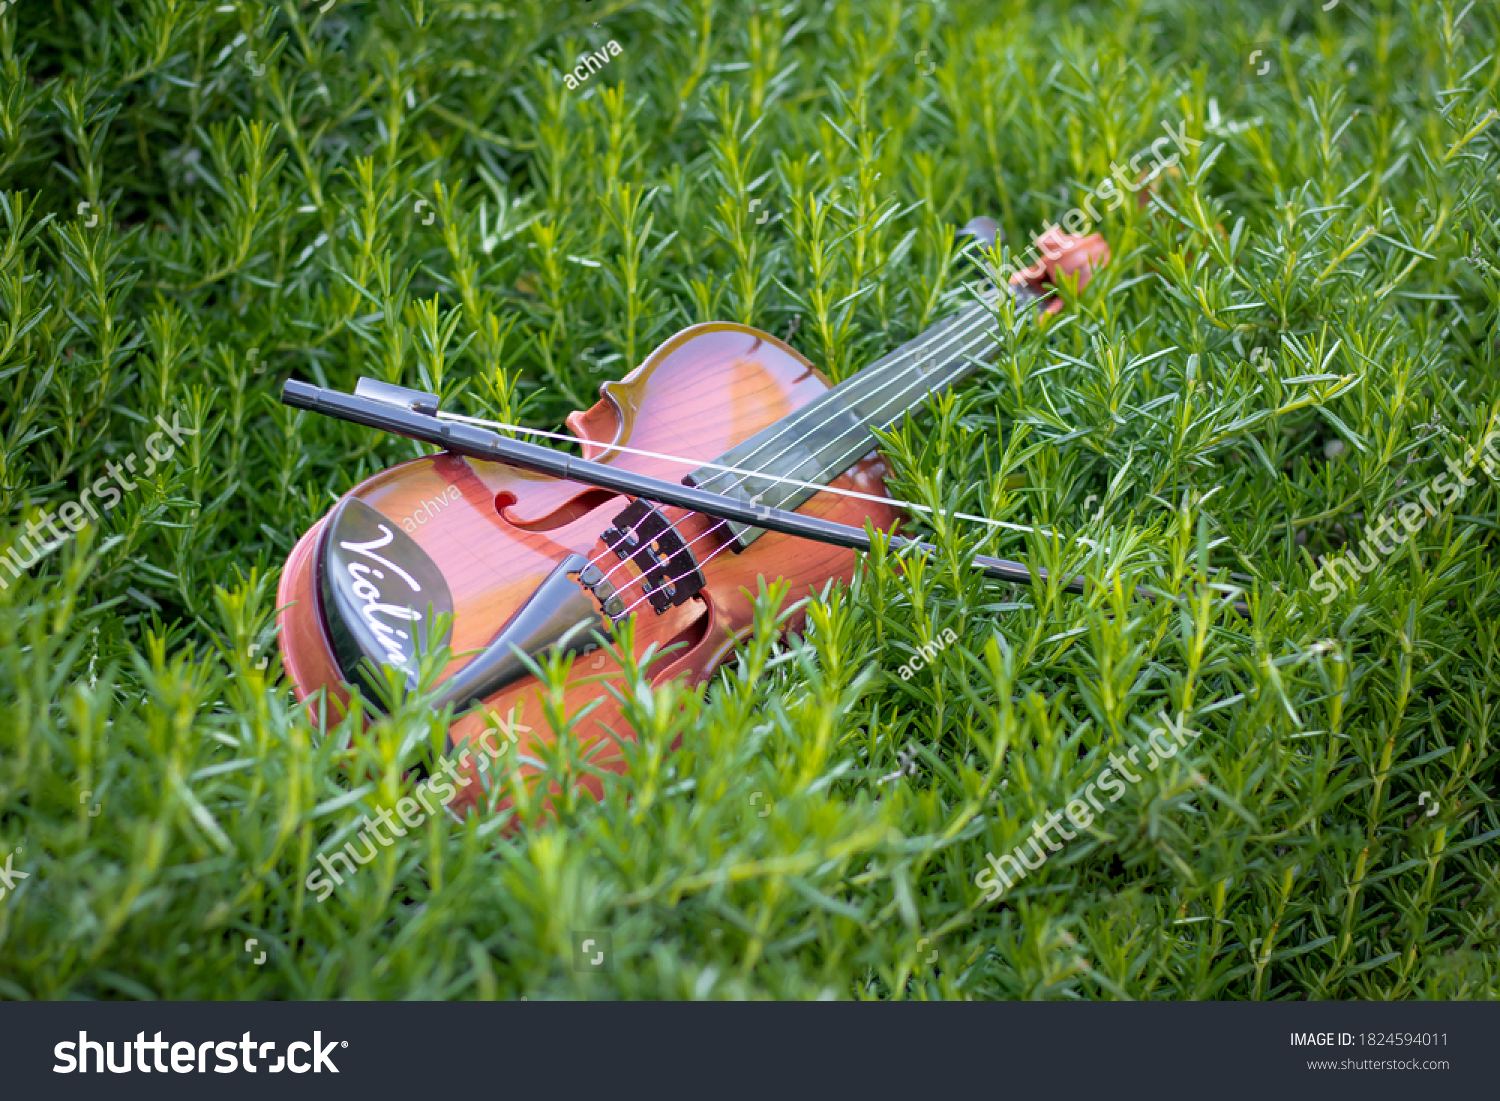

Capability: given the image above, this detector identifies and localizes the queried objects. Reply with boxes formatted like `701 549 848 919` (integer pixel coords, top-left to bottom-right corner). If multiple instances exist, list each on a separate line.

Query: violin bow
280 376 1254 620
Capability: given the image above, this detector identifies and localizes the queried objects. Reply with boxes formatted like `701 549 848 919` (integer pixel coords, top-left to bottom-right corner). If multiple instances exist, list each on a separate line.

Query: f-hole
500 487 618 532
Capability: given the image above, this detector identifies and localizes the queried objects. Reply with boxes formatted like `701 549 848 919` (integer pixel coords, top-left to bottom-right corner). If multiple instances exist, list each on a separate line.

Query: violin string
589 281 1016 574
614 295 1051 616
459 277 1055 616
448 290 1008 594
614 323 1009 617
627 277 1086 612
479 285 1031 612
587 284 1023 585
441 281 1024 582
621 280 1060 606
435 308 1032 541
441 293 995 586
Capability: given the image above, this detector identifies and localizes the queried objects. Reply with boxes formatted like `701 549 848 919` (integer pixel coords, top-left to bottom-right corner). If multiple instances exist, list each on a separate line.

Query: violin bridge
599 499 706 614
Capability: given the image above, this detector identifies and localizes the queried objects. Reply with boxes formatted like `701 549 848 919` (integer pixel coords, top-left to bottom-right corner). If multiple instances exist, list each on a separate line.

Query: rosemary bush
0 0 1496 1000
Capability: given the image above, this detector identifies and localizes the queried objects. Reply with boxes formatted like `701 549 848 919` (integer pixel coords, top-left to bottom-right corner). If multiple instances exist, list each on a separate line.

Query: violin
275 220 1114 813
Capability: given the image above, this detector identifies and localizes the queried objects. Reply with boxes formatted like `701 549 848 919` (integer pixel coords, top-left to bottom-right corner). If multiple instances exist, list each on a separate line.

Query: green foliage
1 0 1497 999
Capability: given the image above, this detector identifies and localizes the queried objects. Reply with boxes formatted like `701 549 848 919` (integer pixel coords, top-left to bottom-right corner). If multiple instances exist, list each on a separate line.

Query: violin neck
831 290 1004 426
688 283 1026 550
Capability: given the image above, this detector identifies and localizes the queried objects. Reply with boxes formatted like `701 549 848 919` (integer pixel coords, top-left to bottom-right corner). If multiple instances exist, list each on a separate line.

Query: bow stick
281 377 1253 619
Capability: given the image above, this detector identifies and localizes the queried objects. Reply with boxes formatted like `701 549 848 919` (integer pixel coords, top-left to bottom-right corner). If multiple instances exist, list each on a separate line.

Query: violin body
276 225 1109 815
276 322 901 810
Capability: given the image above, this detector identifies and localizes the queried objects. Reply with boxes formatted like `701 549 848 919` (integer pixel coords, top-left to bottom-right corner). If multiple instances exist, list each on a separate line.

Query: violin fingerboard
687 291 1006 550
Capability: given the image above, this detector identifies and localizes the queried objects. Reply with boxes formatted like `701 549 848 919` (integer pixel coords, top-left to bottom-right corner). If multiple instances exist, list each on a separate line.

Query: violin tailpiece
425 554 613 713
